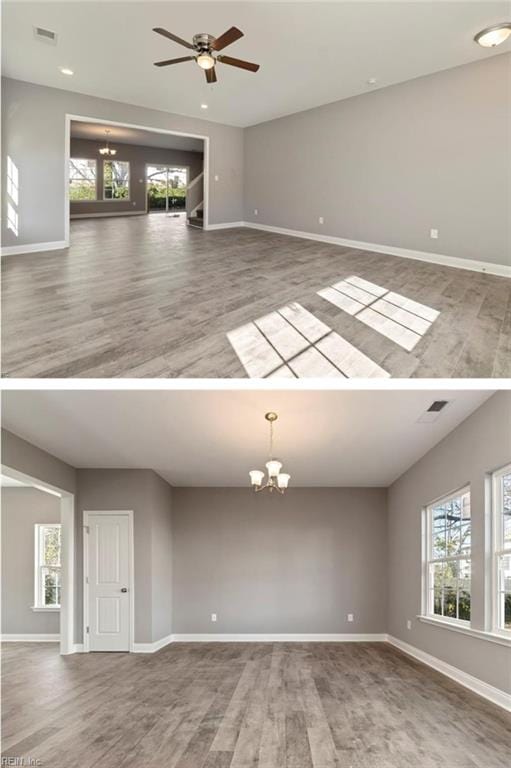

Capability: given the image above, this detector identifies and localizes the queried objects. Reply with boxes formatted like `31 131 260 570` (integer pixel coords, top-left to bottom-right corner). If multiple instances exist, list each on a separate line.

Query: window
425 487 471 624
69 158 97 201
103 160 129 199
34 524 62 609
493 464 511 633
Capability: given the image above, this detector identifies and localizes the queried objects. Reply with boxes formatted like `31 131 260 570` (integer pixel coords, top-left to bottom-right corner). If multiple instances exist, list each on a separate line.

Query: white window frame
423 485 471 627
33 523 62 611
69 158 98 202
492 462 511 635
103 159 130 201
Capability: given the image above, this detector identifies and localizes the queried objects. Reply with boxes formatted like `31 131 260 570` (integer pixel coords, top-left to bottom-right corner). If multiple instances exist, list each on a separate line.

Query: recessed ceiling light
474 23 511 47
201 104 208 109
59 67 74 76
367 77 377 86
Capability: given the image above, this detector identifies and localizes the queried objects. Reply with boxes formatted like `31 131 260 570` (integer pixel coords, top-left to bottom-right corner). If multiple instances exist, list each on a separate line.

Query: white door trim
65 114 209 244
1 464 75 655
83 510 135 653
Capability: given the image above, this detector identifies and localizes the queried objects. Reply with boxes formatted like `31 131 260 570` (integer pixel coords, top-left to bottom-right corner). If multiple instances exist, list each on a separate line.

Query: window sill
417 616 511 647
31 606 60 612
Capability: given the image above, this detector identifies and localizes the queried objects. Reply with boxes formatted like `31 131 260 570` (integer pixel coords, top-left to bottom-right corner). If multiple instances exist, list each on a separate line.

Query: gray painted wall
387 391 511 693
1 77 243 247
70 137 203 216
1 487 61 635
1 429 76 494
172 488 387 634
76 469 173 643
244 54 511 266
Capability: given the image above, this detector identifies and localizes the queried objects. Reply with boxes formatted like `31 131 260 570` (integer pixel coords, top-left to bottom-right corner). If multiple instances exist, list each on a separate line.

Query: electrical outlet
430 228 439 239
347 613 354 622
319 216 324 225
406 620 412 630
211 613 217 622
254 209 258 216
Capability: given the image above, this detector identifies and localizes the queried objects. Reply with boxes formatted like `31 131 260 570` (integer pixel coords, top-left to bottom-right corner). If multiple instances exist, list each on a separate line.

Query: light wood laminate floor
2 642 510 768
2 216 510 378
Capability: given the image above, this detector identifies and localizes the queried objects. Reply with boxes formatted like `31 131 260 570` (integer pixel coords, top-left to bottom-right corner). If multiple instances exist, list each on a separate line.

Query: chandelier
249 412 290 494
99 129 117 156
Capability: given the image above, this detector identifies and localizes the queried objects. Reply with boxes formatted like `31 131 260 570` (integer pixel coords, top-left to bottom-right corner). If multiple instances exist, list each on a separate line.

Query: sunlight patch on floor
318 275 440 351
227 302 390 379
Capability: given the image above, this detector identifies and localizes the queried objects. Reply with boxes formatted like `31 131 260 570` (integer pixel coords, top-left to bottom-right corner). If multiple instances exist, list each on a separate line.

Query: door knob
121 587 128 593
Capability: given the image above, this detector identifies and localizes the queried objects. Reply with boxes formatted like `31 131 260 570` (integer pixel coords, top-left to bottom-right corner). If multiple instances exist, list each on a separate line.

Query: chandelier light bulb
277 473 290 489
266 460 282 478
249 470 264 487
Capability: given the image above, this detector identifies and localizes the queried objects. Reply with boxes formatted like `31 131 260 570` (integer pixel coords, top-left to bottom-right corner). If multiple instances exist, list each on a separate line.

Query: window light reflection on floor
318 275 440 351
227 302 390 379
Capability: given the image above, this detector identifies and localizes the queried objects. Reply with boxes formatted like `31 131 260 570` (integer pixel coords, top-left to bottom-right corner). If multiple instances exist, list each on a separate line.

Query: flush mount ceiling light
152 26 260 84
200 103 208 109
59 67 74 76
249 412 290 494
474 22 511 47
99 129 117 156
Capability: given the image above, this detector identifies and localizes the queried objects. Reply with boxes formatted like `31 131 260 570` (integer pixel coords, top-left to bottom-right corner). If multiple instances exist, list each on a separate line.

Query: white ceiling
71 121 204 151
1 389 494 487
2 2 509 127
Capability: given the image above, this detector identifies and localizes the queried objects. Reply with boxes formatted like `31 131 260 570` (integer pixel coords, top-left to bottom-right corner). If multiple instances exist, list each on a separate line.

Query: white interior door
85 512 132 652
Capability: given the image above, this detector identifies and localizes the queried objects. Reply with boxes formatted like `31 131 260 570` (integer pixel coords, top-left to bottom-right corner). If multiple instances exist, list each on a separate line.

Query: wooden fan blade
217 55 259 72
152 27 194 50
211 26 243 51
205 66 218 83
154 56 195 67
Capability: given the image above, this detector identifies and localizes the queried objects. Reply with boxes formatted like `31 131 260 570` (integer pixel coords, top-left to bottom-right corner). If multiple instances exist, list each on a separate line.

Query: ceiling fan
152 26 260 83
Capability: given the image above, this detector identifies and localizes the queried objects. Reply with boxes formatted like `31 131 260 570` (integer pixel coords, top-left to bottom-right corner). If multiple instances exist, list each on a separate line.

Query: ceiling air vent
34 26 58 45
417 400 451 424
427 400 449 413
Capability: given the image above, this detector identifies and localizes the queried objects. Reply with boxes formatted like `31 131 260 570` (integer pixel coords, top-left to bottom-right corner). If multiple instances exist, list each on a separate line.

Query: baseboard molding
242 222 511 279
206 221 245 230
1 633 59 642
171 633 387 642
70 211 146 219
73 643 85 653
1 240 68 257
133 633 173 653
387 635 511 712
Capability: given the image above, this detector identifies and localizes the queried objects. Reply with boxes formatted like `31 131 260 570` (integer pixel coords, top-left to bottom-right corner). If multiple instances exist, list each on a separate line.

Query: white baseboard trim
133 633 173 653
73 643 85 653
171 633 387 642
1 633 60 642
387 635 511 712
206 221 245 230
70 211 146 219
242 222 511 279
1 240 68 257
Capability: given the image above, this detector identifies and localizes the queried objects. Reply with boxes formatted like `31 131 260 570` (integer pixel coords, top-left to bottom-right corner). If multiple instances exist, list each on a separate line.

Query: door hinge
86 626 90 634
85 576 89 584
84 525 90 534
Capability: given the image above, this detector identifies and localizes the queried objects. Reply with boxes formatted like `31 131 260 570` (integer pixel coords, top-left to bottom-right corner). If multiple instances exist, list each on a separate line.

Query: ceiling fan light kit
152 25 260 83
249 413 290 495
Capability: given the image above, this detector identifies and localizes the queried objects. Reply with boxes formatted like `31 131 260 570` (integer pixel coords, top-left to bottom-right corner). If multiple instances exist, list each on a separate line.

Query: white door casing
84 511 134 652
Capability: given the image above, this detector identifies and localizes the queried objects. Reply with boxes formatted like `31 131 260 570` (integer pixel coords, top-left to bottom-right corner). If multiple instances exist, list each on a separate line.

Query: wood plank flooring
2 216 510 378
2 642 510 768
